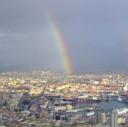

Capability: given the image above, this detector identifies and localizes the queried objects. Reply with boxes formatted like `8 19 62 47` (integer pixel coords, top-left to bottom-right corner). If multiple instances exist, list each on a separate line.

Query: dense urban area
0 71 128 127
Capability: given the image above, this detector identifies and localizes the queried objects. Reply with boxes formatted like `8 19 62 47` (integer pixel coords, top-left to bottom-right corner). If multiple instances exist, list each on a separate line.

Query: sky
0 0 128 73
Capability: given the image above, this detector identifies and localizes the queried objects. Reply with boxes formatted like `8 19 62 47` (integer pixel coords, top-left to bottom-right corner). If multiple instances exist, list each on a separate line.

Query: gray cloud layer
0 0 128 73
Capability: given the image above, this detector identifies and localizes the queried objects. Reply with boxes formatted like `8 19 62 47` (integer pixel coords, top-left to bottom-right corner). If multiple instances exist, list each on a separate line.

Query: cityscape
0 71 128 127
0 0 128 127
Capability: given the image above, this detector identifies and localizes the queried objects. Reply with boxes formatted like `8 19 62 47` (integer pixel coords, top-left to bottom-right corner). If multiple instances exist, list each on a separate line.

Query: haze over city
0 0 128 73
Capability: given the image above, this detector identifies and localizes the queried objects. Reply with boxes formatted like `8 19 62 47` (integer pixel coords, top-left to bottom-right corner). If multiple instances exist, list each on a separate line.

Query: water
98 101 128 112
75 101 128 113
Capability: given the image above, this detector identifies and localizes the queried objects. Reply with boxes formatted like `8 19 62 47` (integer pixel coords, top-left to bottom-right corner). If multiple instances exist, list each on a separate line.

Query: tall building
111 109 118 127
97 112 107 124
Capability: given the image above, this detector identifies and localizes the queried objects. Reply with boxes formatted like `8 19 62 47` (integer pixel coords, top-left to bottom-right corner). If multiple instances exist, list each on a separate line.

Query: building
97 112 107 124
111 109 118 127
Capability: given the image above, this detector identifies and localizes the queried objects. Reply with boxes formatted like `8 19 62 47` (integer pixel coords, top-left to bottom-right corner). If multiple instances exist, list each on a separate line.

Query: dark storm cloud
0 0 128 73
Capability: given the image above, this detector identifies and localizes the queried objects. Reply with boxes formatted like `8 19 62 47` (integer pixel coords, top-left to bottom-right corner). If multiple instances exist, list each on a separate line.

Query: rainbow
47 13 73 75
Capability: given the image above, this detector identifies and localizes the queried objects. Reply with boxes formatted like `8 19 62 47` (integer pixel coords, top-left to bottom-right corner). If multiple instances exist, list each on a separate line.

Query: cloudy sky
0 0 128 73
